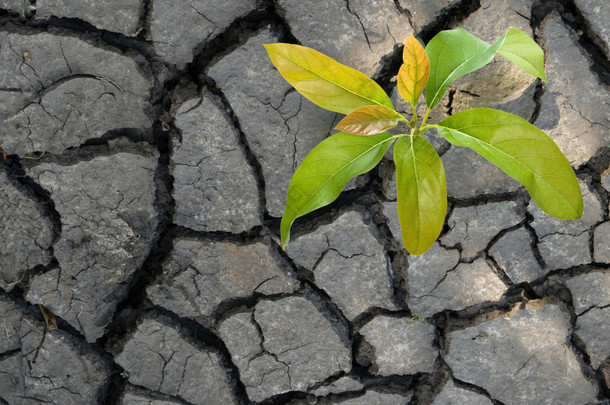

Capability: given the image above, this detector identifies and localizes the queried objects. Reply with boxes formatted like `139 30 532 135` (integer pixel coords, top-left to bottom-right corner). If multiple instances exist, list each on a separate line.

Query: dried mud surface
0 0 609 404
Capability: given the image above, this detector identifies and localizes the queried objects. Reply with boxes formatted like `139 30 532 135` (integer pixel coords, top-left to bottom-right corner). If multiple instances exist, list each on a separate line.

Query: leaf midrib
409 137 421 248
430 51 475 108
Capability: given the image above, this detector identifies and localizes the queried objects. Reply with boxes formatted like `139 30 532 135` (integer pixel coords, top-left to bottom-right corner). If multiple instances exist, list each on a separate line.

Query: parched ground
0 0 609 404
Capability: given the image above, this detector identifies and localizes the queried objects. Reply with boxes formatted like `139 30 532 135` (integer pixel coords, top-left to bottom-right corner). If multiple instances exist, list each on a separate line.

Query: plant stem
420 107 432 128
411 104 418 127
396 112 413 128
420 124 438 132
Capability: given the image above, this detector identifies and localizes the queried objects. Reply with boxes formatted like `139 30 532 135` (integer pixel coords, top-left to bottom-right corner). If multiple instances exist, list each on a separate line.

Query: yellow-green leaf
425 28 506 109
394 136 447 255
264 43 393 114
498 28 547 82
397 35 430 107
437 108 582 219
281 132 395 248
425 28 547 109
335 105 399 136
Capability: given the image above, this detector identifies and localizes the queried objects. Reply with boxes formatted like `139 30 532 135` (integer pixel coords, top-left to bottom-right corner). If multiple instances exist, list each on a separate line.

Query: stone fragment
287 390 412 405
594 222 610 263
529 180 602 270
26 152 159 342
220 311 290 402
151 0 257 66
359 316 437 375
0 171 53 291
489 227 544 283
333 390 412 405
147 238 296 319
490 82 537 120
37 0 143 36
537 232 590 270
566 271 610 316
208 29 339 217
442 201 523 259
116 319 235 405
453 81 537 121
277 0 412 77
382 201 405 247
445 304 598 405
0 298 25 355
255 298 351 389
219 297 351 402
398 0 460 30
172 91 261 232
411 258 506 316
574 305 610 369
602 166 610 192
0 296 110 404
121 393 181 405
451 0 538 113
535 13 610 166
432 380 493 405
1 1 29 12
573 0 610 58
441 146 522 199
0 33 152 157
311 376 364 397
287 211 396 320
407 242 460 316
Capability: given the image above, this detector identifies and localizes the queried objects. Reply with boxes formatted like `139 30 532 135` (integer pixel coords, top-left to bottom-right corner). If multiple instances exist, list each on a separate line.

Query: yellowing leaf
39 304 58 331
281 132 395 248
397 35 430 107
437 108 582 219
394 136 446 255
264 43 393 115
335 105 399 136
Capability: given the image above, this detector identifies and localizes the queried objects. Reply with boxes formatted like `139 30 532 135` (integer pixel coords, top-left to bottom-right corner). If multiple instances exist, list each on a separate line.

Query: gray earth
0 1 609 404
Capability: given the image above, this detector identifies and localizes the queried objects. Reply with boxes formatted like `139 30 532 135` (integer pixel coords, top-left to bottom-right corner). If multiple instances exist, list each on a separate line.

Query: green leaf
335 105 399 135
497 28 547 82
425 28 547 109
264 43 393 114
281 132 395 248
425 28 507 109
436 108 582 219
394 136 447 255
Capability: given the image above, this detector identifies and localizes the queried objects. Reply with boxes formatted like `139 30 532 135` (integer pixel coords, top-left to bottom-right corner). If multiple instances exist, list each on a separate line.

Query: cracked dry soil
0 0 609 404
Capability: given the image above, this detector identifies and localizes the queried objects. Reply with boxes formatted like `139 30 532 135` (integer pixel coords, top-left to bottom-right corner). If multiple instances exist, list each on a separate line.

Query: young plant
264 28 583 255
